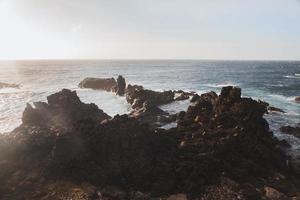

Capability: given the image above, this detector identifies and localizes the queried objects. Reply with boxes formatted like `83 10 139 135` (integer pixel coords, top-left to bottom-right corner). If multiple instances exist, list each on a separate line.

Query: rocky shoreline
0 76 299 200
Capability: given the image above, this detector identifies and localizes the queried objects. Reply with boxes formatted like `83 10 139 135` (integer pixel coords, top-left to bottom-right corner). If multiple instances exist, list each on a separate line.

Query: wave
268 94 296 103
295 73 300 76
284 75 300 79
203 83 238 88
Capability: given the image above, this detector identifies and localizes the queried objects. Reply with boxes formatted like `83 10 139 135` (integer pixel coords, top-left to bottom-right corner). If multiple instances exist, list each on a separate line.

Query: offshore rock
295 96 300 103
78 77 117 91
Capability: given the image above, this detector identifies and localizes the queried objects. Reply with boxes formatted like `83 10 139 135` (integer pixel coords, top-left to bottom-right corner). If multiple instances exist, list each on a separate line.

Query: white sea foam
284 75 300 79
203 83 238 88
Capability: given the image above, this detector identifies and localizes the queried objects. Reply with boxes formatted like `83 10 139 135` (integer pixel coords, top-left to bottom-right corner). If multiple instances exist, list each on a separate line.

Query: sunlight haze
0 0 300 60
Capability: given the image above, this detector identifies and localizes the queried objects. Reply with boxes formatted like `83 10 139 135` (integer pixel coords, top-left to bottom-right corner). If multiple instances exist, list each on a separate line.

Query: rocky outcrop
295 96 300 103
78 77 117 91
0 81 20 89
126 87 174 108
22 89 110 130
1 87 300 199
115 75 126 96
280 125 300 139
176 87 287 184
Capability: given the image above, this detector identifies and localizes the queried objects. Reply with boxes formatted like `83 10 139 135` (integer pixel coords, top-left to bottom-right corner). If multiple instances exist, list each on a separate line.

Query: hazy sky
0 0 300 60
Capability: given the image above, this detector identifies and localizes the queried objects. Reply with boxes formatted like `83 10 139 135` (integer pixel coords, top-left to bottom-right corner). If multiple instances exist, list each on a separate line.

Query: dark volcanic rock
295 96 300 103
116 75 126 96
280 125 300 138
175 93 190 101
176 86 286 185
0 82 20 89
78 77 117 91
129 101 173 127
126 86 174 106
22 89 110 129
1 86 299 199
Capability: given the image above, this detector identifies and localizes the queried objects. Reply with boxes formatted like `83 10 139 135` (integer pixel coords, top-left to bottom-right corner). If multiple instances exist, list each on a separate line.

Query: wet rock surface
0 86 300 199
295 96 300 103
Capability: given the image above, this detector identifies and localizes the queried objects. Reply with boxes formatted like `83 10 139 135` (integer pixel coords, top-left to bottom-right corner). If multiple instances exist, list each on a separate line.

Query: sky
0 0 300 60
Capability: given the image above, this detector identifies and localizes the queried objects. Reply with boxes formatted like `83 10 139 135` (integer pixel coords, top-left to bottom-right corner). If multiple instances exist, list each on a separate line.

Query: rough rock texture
79 77 117 91
126 86 174 107
115 75 126 96
177 87 287 183
175 93 190 101
22 89 110 130
1 87 300 199
0 81 20 89
280 125 300 139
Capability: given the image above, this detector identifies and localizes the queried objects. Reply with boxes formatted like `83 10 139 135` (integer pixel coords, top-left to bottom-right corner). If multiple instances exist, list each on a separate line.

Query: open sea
0 60 300 156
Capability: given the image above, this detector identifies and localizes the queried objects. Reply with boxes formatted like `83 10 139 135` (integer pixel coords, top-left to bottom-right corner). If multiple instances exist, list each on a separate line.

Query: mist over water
0 60 299 137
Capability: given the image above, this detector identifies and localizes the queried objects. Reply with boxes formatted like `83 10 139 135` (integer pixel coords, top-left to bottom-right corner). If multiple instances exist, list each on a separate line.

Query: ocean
0 60 299 152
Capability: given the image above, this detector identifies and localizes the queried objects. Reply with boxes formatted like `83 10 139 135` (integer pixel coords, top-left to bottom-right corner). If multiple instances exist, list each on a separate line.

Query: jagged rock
175 93 189 101
22 89 110 129
1 86 299 199
126 87 174 106
78 77 117 91
129 101 173 127
190 94 200 103
280 125 300 139
0 82 20 89
116 75 126 96
176 86 286 189
295 97 300 103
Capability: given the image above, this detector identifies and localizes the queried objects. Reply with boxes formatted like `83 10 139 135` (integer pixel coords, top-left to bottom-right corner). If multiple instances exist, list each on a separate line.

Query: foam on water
0 60 299 135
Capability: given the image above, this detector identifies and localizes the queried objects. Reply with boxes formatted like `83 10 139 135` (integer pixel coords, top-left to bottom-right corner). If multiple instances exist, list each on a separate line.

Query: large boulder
78 77 117 91
295 97 300 103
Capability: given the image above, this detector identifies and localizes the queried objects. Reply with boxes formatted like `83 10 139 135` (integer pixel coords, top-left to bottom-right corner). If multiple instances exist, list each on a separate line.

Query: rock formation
0 87 300 199
295 96 300 103
115 75 126 96
78 77 117 91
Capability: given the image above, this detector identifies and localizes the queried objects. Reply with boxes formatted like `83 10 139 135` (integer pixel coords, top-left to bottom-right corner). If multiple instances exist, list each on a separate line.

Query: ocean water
0 60 299 147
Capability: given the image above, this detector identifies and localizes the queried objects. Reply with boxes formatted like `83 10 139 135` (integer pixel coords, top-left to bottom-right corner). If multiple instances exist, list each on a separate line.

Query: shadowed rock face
79 77 117 91
116 75 126 96
0 87 299 199
126 86 175 108
295 96 300 103
22 89 111 130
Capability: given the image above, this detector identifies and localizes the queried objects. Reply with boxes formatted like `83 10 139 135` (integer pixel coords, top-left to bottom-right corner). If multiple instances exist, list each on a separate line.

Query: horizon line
1 58 300 62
